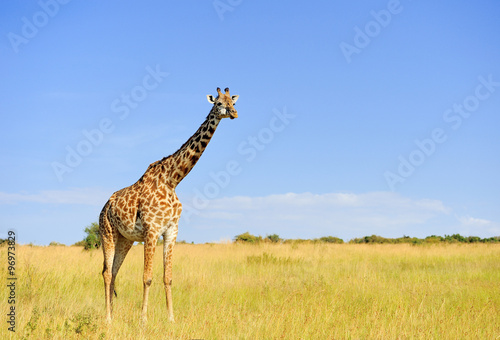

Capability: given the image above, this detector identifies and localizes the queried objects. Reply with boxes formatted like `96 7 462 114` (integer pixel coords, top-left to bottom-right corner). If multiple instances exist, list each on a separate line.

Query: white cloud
458 216 491 226
0 187 110 206
456 215 500 236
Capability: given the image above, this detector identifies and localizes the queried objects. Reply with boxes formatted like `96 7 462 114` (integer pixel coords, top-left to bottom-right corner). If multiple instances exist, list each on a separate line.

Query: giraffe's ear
231 95 239 104
207 95 216 104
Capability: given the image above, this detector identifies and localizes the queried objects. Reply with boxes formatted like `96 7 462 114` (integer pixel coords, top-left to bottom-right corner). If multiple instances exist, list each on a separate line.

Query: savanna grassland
1 243 499 339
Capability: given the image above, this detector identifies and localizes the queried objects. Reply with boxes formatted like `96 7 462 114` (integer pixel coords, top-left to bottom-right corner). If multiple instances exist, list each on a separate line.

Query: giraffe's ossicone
99 87 239 323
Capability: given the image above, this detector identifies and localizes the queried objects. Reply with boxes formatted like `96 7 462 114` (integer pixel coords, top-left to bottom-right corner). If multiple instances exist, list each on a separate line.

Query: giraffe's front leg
163 224 178 322
141 232 158 323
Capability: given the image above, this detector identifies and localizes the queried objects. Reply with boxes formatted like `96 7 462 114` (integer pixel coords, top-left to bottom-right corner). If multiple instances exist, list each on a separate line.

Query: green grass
1 243 499 339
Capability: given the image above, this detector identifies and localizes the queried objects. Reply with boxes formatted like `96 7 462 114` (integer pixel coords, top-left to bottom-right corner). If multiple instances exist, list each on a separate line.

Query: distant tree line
350 234 500 244
234 232 500 245
234 232 343 244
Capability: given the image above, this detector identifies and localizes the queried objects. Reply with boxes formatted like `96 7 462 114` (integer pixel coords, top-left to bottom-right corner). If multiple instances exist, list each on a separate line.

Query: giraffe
99 87 239 323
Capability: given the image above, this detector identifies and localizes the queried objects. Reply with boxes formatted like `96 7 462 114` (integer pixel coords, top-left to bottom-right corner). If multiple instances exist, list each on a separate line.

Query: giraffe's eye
217 102 222 106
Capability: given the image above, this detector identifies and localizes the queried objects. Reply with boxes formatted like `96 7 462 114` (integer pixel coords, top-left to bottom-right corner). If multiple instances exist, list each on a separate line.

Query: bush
466 236 481 243
266 234 281 243
446 234 466 243
234 232 262 243
349 235 389 244
76 222 101 250
425 235 444 243
484 236 500 243
317 236 344 244
49 241 66 246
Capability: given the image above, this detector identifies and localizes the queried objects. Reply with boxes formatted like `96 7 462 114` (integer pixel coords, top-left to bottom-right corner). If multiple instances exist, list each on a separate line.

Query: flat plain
1 243 499 339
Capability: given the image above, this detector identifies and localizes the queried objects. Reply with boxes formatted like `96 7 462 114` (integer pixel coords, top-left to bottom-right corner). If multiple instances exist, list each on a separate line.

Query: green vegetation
233 231 499 245
317 236 344 244
349 234 500 244
73 222 101 250
234 231 263 243
49 241 66 246
266 234 281 243
234 232 344 244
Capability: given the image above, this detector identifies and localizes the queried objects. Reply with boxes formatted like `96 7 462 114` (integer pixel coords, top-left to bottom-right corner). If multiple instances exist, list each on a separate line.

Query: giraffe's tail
99 199 114 276
98 200 112 247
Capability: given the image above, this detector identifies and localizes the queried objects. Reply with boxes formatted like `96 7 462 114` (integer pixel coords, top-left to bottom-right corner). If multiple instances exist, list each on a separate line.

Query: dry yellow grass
1 243 499 339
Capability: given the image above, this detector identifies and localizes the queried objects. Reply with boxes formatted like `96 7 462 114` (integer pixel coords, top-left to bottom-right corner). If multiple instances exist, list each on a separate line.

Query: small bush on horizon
49 241 66 246
74 222 101 250
234 232 263 243
266 234 281 243
317 236 344 244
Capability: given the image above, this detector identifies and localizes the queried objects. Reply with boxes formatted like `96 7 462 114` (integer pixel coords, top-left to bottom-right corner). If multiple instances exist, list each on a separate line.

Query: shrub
49 241 65 246
317 236 344 244
76 222 101 250
234 232 262 243
266 234 281 243
72 240 86 247
425 235 444 243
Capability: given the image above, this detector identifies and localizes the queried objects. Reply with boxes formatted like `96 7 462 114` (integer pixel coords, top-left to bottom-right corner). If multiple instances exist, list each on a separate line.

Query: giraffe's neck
162 110 221 188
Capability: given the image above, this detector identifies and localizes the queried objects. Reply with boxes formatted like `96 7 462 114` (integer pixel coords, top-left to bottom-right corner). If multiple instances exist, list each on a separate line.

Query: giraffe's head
207 87 239 119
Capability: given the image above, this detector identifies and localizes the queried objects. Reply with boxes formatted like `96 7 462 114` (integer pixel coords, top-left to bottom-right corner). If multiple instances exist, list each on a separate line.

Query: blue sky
1 0 499 245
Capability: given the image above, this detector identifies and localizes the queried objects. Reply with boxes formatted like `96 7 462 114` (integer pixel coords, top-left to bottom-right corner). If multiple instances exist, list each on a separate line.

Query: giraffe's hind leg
100 234 116 322
99 204 117 323
111 233 134 298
